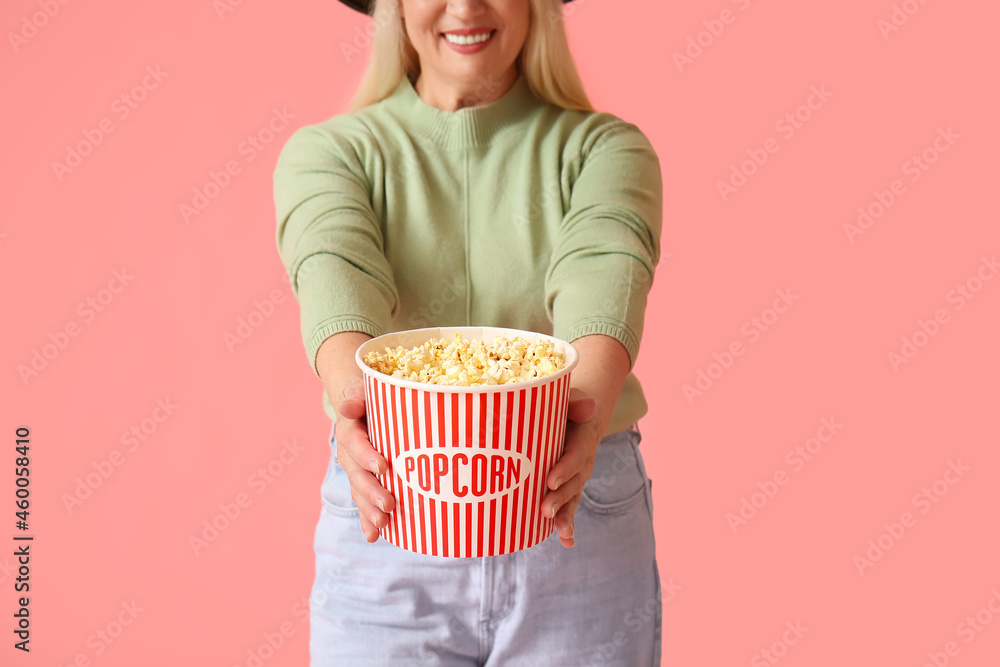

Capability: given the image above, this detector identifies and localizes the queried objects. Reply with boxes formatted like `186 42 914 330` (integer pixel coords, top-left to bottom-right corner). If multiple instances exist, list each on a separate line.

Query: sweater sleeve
274 120 398 376
544 118 663 369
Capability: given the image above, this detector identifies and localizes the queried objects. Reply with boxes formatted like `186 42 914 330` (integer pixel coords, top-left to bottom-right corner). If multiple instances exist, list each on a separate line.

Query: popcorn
363 333 566 386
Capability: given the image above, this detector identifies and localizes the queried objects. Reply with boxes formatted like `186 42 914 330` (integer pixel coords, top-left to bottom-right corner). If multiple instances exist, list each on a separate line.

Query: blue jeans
309 423 661 666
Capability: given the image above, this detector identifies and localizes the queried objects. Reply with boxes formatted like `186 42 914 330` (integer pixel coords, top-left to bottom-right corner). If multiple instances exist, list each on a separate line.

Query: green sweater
274 73 662 435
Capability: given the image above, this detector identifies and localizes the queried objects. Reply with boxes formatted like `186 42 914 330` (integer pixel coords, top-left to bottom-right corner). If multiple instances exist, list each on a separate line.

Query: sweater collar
387 73 539 148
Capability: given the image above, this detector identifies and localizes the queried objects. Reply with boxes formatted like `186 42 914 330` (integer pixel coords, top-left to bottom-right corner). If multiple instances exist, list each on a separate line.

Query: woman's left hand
543 388 599 548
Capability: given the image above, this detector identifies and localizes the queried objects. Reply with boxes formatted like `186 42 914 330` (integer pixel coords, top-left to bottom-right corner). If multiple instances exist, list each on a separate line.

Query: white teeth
444 31 492 46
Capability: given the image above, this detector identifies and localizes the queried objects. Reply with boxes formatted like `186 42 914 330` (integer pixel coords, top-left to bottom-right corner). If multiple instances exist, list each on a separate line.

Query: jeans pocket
320 448 360 518
579 430 649 516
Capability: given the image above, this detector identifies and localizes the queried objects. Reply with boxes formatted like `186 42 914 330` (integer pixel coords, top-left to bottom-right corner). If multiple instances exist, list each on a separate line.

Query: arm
274 122 398 541
563 334 632 442
542 119 663 547
544 118 663 369
543 334 632 548
315 331 371 425
316 331 396 543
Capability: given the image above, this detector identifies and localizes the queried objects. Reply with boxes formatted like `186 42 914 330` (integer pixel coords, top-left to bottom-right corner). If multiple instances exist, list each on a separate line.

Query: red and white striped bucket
356 326 579 557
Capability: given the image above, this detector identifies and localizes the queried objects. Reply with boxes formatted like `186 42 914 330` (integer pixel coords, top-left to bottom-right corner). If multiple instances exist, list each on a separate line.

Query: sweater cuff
561 317 640 369
305 316 384 377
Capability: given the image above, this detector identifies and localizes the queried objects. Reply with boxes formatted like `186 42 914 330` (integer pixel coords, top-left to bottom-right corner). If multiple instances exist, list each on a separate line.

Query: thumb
567 388 596 424
338 377 366 420
342 377 364 401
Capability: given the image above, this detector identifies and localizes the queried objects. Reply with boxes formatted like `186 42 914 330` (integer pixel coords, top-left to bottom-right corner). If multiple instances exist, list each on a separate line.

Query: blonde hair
347 0 594 113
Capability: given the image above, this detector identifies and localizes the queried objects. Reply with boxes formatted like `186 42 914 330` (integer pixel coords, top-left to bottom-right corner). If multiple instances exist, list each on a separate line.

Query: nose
447 0 487 20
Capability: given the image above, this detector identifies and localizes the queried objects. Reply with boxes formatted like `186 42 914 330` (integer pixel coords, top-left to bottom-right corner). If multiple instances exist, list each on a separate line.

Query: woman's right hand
318 333 395 543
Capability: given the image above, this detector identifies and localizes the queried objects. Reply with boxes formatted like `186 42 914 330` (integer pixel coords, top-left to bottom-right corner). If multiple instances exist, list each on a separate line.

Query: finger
553 494 581 548
340 438 394 516
348 469 395 514
343 377 365 401
334 421 394 529
338 397 367 421
336 420 386 476
566 390 596 424
338 379 368 420
546 425 594 491
543 471 586 519
359 512 380 543
348 472 393 534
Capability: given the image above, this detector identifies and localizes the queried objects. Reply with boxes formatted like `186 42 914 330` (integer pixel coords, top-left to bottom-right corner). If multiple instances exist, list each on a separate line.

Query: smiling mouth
442 30 496 46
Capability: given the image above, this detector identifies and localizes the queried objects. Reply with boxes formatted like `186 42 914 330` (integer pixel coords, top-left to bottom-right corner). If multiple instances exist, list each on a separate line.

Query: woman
274 0 663 664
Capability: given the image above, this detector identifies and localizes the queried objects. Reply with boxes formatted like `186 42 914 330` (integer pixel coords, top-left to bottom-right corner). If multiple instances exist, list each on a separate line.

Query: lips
442 28 494 36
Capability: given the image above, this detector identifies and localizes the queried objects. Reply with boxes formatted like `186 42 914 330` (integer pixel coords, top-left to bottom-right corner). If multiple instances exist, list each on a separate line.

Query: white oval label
394 448 532 503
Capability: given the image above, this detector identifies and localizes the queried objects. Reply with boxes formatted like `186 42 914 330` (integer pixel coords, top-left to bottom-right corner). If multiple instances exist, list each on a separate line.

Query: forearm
568 334 632 440
316 331 372 420
315 330 393 541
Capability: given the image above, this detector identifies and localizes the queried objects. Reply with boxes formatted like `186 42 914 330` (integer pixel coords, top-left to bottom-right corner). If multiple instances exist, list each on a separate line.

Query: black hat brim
339 0 573 15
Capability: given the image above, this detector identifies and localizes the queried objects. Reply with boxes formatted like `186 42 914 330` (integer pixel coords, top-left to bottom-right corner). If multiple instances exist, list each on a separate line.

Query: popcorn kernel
363 333 566 386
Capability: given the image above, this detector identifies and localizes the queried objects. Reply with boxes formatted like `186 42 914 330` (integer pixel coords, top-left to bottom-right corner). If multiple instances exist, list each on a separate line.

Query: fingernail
377 497 385 512
369 459 379 474
371 513 381 527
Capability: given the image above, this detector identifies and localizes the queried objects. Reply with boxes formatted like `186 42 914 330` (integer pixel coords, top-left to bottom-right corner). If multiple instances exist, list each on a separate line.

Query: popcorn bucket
355 326 579 557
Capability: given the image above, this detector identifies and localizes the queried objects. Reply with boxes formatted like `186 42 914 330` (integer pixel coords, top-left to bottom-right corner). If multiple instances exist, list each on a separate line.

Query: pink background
2 0 998 665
